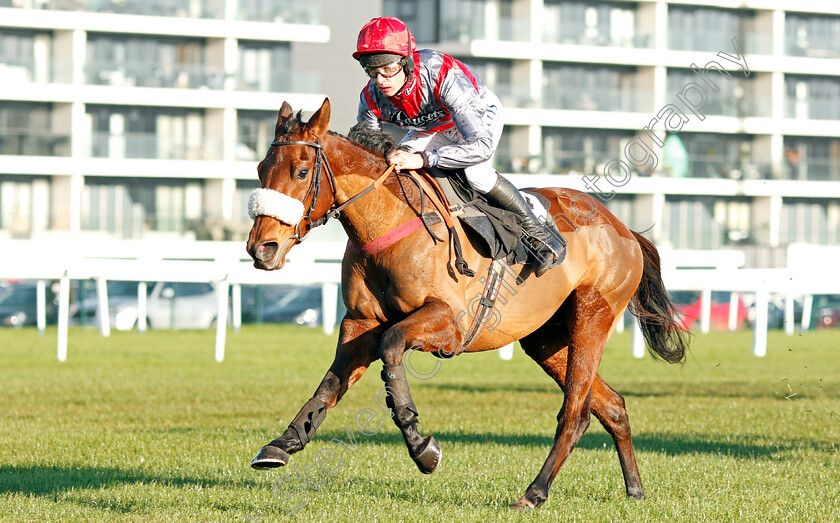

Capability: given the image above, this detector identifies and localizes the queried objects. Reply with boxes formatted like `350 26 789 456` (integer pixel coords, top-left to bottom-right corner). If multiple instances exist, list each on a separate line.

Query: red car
672 291 749 331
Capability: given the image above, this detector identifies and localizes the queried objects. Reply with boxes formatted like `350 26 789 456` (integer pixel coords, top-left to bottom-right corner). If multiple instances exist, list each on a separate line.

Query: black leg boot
483 175 565 277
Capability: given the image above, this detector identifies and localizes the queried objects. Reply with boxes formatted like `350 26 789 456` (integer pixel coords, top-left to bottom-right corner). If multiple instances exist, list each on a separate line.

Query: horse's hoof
411 436 441 474
510 489 547 511
627 490 645 501
509 498 536 511
250 445 291 470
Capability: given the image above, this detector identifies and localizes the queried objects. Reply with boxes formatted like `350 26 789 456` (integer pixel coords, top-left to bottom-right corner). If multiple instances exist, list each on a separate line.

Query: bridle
266 138 395 244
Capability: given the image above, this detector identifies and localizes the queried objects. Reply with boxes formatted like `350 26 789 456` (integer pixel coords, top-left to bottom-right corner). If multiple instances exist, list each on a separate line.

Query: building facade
385 0 840 261
0 0 334 241
1 0 839 265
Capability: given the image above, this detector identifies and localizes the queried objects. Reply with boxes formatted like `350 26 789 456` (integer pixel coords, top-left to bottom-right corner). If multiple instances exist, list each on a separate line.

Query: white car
102 281 226 331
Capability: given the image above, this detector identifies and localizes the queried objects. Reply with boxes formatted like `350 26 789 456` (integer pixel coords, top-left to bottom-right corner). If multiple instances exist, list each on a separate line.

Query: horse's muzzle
248 240 282 270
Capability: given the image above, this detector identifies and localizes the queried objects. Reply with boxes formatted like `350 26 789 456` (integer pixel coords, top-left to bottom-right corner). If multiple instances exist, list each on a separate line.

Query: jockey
352 17 564 277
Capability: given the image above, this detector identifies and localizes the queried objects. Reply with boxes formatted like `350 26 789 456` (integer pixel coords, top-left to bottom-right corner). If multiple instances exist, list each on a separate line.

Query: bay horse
246 98 688 510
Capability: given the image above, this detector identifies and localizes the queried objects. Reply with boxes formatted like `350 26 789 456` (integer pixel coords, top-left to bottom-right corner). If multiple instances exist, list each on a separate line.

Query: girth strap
409 169 475 277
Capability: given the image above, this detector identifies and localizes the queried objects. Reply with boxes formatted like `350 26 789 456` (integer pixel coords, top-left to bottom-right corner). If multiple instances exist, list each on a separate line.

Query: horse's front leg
379 297 457 474
251 316 382 469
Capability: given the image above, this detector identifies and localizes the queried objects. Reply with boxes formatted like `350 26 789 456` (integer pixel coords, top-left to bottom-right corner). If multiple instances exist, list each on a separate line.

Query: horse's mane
280 109 395 162
277 110 307 134
346 122 396 158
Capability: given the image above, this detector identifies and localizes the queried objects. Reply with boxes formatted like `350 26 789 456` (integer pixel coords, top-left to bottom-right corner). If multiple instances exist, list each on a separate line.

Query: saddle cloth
422 167 559 265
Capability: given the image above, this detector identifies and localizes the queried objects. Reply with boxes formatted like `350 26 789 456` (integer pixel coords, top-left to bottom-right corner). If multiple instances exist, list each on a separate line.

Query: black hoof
250 445 291 470
410 436 441 474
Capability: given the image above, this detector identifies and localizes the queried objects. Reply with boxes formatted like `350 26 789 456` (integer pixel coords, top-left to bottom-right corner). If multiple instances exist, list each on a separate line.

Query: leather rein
268 138 394 244
268 139 471 276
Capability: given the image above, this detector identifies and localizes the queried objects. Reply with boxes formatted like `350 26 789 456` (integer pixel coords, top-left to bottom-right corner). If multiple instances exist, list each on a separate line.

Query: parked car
241 284 346 327
72 280 151 326
97 281 226 331
672 290 748 331
0 280 58 328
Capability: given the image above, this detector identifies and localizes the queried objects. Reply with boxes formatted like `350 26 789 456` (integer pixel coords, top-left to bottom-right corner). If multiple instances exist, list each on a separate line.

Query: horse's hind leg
377 297 458 474
520 328 645 501
590 375 645 499
511 288 626 510
251 316 382 469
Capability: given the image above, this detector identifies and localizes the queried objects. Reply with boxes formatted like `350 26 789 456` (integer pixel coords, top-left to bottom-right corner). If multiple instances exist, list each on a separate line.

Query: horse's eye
296 168 309 180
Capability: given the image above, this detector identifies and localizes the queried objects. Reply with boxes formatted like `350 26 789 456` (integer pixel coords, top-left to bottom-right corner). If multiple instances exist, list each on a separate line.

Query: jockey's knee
464 166 499 194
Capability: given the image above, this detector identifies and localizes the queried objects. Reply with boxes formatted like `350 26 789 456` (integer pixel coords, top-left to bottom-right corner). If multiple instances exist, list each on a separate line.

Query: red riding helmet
353 17 416 60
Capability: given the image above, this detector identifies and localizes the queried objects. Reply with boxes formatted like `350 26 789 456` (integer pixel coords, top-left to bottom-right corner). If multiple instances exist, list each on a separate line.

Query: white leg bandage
248 188 305 225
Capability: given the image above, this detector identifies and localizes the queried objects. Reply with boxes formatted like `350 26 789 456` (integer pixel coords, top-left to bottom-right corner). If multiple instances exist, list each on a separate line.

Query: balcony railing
4 0 225 19
440 16 530 43
492 83 537 109
669 32 772 55
785 99 840 121
236 1 320 24
90 132 222 160
680 154 747 179
543 25 655 49
0 130 70 156
544 149 616 175
542 88 653 113
785 158 840 181
664 94 772 118
786 42 840 59
235 70 318 93
86 62 225 90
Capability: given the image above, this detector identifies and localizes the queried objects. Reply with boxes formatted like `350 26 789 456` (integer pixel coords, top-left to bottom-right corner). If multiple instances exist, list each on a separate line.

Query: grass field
1 325 838 522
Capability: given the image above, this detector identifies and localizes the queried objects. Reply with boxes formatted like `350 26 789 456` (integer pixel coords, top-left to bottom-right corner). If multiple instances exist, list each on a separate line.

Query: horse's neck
331 154 415 246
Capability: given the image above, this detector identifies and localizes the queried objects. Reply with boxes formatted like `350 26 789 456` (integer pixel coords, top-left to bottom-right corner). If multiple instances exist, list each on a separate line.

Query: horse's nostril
257 241 279 261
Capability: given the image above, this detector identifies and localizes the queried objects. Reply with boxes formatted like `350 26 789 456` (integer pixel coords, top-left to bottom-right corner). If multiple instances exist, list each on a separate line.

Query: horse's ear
275 101 294 134
278 101 293 121
307 98 331 137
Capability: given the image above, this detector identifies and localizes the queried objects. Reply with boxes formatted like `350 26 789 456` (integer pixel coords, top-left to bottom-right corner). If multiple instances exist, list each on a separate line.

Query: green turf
1 325 838 522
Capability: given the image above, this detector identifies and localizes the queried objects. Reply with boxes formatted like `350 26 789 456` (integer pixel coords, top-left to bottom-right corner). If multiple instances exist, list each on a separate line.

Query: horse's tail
628 231 689 364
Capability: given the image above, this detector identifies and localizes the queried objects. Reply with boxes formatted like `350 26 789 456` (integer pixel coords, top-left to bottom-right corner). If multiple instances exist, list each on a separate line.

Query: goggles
364 60 403 79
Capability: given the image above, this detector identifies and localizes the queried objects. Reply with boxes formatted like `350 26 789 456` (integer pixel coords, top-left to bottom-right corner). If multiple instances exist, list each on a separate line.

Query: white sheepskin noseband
248 188 305 225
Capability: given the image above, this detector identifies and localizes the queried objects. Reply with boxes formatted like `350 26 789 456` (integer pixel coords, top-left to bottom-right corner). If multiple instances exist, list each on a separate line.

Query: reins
268 139 473 276
268 139 394 243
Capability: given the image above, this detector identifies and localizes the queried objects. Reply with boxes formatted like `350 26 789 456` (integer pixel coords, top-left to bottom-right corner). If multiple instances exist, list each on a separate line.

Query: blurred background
0 0 838 332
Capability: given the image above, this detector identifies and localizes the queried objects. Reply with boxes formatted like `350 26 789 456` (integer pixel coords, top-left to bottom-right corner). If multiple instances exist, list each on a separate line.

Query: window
0 102 67 156
86 34 209 89
785 75 840 121
237 41 292 92
543 64 640 112
668 69 753 117
237 0 319 24
87 105 208 160
668 6 754 53
544 1 640 48
542 128 635 175
781 199 837 245
678 133 753 179
783 137 840 181
237 110 278 160
0 28 45 82
664 196 725 249
384 0 440 43
786 12 840 58
457 58 521 106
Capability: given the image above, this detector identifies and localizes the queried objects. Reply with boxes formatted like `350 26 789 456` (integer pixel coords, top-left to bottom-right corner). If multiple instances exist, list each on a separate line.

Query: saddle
410 167 562 272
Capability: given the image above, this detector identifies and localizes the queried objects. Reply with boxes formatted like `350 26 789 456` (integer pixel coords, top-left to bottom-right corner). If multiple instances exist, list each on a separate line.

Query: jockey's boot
483 175 565 277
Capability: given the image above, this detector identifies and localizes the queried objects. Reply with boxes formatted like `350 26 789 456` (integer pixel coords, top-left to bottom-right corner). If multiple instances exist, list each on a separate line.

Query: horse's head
247 98 334 270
